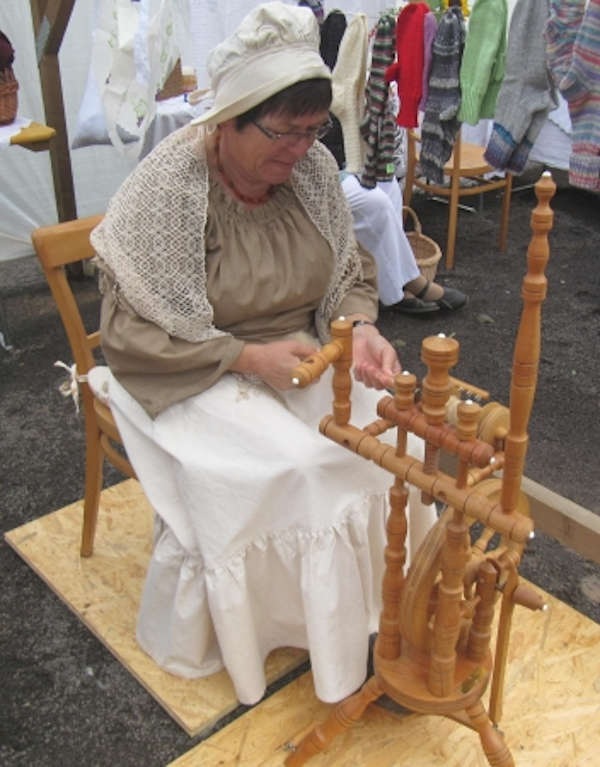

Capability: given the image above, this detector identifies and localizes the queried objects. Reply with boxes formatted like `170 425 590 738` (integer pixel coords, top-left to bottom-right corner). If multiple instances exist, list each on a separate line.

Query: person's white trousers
108 369 436 705
342 174 421 306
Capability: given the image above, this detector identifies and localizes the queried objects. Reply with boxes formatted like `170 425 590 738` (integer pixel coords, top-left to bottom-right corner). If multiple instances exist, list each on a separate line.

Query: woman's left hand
352 323 401 389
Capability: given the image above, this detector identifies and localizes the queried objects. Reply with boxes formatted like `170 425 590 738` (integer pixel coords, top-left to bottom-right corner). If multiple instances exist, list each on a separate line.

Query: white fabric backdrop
0 0 394 262
0 0 571 262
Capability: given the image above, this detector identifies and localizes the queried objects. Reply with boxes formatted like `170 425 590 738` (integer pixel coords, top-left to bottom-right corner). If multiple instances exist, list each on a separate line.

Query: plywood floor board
4 479 308 737
170 589 600 767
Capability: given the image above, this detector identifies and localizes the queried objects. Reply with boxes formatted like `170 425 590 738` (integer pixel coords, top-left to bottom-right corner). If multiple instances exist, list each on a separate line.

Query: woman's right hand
231 340 318 390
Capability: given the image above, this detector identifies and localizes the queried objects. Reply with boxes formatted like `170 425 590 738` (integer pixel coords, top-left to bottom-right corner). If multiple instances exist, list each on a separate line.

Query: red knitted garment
385 3 430 128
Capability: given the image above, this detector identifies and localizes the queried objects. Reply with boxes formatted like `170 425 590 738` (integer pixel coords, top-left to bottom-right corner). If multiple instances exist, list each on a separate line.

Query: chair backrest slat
31 215 104 376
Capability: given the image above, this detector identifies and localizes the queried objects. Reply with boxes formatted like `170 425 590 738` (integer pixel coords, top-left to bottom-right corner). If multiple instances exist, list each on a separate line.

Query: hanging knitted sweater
419 7 466 185
546 0 600 191
385 2 430 128
484 0 556 174
359 13 397 188
331 13 369 173
458 0 508 124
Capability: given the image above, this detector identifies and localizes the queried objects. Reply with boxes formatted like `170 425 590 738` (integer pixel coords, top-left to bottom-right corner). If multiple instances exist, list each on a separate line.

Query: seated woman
91 2 435 706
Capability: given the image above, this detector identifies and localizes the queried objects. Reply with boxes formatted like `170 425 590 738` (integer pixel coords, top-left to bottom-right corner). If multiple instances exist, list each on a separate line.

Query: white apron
108 368 436 705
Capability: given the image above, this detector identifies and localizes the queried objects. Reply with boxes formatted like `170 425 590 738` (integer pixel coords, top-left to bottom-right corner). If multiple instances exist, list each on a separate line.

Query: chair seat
444 141 492 175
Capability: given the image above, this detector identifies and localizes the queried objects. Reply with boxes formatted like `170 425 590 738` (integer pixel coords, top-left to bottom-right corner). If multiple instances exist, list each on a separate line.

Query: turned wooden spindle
427 397 480 696
291 318 352 424
455 399 481 489
420 334 459 503
377 371 417 661
466 559 499 662
427 512 470 696
330 319 353 426
501 172 555 516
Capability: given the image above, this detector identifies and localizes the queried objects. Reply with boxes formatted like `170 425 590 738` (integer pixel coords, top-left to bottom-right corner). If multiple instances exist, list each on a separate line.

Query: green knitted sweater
458 0 508 125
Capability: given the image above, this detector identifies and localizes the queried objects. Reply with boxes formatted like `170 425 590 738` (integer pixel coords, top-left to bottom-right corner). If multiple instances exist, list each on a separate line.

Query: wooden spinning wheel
284 172 556 767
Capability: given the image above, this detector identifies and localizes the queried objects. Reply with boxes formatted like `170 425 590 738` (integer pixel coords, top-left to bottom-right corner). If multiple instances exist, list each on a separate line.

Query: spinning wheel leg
285 675 384 766
465 700 514 767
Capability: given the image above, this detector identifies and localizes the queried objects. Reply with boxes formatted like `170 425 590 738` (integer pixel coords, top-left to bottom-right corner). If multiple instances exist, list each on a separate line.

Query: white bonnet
191 2 331 127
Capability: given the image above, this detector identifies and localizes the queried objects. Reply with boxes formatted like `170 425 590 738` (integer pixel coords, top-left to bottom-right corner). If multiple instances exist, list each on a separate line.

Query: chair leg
403 134 416 210
445 173 461 270
80 412 103 557
498 173 512 252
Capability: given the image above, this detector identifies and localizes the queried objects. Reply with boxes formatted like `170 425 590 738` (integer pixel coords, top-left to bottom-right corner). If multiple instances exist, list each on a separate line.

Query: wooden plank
523 476 600 565
170 588 600 766
4 479 308 737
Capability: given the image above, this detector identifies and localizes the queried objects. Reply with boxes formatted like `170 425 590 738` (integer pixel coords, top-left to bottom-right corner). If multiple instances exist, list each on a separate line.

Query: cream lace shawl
91 123 363 344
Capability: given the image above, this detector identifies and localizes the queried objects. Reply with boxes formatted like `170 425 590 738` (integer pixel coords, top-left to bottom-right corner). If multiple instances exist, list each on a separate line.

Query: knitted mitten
484 0 556 174
360 13 397 188
331 14 369 174
385 3 429 128
419 7 465 184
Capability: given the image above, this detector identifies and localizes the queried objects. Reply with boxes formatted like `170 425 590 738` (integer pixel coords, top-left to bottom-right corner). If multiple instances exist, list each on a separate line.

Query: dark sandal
415 280 468 311
388 296 440 314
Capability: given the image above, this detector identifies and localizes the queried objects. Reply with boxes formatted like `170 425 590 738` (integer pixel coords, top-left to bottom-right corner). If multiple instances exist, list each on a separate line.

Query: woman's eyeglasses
252 118 333 145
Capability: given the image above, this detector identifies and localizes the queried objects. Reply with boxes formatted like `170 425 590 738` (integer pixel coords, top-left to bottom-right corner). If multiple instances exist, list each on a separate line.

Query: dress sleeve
100 286 244 419
334 242 379 320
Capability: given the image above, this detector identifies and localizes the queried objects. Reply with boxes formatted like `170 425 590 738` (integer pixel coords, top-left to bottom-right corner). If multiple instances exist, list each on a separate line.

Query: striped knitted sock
359 13 396 188
544 0 587 90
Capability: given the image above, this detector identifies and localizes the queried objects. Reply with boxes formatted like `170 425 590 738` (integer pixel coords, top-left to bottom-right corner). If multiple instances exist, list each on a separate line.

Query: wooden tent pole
29 0 77 223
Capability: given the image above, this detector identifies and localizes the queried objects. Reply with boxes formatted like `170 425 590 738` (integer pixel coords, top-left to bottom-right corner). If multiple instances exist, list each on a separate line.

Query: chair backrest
32 214 136 557
31 214 104 378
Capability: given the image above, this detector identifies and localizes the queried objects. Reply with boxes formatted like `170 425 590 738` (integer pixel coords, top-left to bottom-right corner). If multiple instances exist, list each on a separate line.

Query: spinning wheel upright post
285 172 556 767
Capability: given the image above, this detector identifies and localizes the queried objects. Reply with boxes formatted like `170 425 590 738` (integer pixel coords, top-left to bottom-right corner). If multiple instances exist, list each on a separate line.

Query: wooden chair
404 129 513 270
284 172 555 767
31 215 136 557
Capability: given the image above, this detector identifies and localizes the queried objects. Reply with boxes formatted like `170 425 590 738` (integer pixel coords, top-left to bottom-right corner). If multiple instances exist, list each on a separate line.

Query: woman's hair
235 78 332 130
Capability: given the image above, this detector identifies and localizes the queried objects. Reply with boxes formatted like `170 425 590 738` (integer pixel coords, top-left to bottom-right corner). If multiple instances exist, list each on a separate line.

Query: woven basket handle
402 206 422 234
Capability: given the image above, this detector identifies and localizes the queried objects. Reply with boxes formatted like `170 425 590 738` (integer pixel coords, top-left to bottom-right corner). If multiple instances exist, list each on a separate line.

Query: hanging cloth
484 0 556 174
385 2 430 128
545 0 600 191
96 0 186 154
359 13 397 188
457 0 508 125
318 10 347 169
419 6 466 184
419 12 438 112
330 13 369 173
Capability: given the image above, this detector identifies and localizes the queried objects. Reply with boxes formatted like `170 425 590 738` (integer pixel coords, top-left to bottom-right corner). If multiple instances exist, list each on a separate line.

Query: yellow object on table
9 120 56 151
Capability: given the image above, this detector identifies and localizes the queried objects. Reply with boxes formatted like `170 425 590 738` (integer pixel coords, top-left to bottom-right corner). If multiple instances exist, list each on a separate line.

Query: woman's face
220 109 331 186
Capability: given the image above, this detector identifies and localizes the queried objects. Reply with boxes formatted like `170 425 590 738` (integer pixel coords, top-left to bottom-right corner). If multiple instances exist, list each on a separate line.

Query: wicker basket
155 59 186 101
0 67 18 125
403 206 442 282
